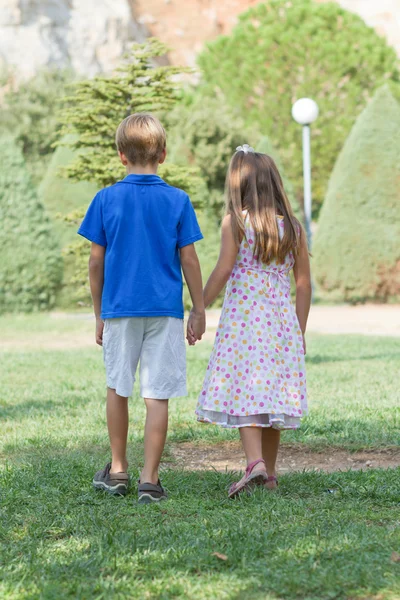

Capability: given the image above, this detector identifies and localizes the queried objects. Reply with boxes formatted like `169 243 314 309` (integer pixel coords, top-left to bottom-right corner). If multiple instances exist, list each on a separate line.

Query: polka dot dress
196 216 307 430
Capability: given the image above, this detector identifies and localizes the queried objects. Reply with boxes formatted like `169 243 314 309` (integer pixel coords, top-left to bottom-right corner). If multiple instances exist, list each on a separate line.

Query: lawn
0 315 399 599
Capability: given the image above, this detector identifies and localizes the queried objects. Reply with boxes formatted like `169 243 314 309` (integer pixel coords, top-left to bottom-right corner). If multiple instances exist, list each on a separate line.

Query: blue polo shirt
78 174 203 319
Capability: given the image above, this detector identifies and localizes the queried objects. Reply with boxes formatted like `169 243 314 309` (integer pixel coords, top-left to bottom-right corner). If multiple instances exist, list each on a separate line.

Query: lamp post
291 98 319 249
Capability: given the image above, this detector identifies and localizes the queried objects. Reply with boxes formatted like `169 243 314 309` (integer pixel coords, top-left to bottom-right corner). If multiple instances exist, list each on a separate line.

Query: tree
0 137 62 313
0 69 74 184
165 95 251 218
58 39 201 193
57 39 206 305
198 0 400 214
313 86 400 302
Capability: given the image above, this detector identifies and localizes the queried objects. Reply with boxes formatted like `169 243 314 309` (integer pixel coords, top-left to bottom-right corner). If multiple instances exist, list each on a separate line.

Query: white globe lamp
292 98 319 126
291 97 319 251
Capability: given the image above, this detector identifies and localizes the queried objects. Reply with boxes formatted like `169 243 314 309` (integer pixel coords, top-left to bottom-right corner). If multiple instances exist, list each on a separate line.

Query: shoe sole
93 480 128 496
229 472 268 499
138 493 167 504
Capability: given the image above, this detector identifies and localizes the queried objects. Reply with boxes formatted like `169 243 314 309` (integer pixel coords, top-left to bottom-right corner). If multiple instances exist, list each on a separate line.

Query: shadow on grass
307 352 400 364
1 445 399 600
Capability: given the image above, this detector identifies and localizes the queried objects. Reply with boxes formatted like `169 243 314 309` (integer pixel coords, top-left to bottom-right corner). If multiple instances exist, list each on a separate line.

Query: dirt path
169 441 400 473
1 305 400 351
204 305 400 340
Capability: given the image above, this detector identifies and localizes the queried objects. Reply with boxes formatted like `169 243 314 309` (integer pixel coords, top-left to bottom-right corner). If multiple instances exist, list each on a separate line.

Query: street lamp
291 98 319 249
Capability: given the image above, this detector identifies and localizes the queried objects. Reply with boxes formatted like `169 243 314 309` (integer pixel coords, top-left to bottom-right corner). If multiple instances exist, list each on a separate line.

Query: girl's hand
96 318 104 346
187 309 206 345
302 333 307 355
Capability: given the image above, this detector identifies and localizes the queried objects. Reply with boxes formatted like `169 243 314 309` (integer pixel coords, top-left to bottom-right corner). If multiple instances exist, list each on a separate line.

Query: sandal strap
266 476 278 484
245 459 266 477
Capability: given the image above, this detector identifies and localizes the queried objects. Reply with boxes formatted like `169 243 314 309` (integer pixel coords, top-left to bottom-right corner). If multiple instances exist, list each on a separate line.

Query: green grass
0 315 399 599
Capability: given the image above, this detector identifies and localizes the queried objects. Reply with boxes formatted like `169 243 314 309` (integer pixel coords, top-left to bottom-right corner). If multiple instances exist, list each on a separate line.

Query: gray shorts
103 317 187 399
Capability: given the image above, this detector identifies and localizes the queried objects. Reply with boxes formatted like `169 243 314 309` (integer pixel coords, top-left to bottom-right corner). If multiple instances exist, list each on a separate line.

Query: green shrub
313 86 400 303
0 137 62 313
0 69 74 184
37 138 99 308
198 0 400 214
166 96 251 219
39 137 99 247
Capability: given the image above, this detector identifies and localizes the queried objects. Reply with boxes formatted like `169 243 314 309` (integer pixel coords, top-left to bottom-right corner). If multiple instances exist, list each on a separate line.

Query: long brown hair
225 151 301 264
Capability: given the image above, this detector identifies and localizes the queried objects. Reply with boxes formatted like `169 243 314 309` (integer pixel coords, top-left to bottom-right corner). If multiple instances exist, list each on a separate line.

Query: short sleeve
177 196 203 248
77 193 107 247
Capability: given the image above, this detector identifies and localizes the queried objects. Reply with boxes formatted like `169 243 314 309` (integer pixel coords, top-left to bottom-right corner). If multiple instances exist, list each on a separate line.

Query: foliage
198 0 400 214
0 326 400 599
313 86 400 303
0 69 74 184
0 137 62 313
39 137 99 247
166 95 253 219
58 39 197 192
57 39 206 306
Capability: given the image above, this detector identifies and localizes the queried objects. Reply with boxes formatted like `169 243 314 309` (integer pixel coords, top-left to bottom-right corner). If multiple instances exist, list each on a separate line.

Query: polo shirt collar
122 174 165 185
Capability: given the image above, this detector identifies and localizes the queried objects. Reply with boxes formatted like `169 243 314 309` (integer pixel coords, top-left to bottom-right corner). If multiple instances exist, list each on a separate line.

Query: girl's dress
196 215 307 430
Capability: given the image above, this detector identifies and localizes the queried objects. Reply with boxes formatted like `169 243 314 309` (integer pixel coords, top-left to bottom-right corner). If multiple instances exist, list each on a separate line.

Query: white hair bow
236 144 255 154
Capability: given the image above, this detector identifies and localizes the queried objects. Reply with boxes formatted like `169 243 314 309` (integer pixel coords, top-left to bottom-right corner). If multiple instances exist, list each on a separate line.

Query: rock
0 0 146 81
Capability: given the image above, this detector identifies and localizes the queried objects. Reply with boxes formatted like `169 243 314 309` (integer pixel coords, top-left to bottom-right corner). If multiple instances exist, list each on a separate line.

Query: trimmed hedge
0 137 62 313
313 86 400 302
39 138 98 247
198 0 400 214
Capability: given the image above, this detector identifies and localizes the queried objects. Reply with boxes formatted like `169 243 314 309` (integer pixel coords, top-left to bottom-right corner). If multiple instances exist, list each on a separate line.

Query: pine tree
313 86 400 302
58 38 202 199
57 39 205 305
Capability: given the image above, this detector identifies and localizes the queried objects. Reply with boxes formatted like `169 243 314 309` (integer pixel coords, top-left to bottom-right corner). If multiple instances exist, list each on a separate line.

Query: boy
78 113 205 503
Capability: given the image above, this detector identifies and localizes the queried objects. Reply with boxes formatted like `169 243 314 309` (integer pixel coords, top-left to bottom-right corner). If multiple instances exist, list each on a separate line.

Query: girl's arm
203 215 240 309
293 230 312 352
180 243 206 344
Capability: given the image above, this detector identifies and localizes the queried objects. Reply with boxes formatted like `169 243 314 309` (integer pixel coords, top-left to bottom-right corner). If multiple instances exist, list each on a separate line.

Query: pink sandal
228 459 268 498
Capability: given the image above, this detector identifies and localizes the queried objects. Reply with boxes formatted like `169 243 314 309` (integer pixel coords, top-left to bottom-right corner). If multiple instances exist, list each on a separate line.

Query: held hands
96 317 104 346
186 309 206 346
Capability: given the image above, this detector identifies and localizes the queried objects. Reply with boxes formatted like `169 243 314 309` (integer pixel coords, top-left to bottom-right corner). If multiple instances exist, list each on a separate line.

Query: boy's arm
180 244 205 344
293 230 312 354
89 242 106 346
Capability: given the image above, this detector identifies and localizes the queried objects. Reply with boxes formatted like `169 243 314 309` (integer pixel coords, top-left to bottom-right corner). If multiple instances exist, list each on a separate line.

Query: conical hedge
0 137 62 312
39 137 98 247
313 86 400 302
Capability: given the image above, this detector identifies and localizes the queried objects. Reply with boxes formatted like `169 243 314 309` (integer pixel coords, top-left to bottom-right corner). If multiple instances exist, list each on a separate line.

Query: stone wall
0 0 145 80
0 0 399 81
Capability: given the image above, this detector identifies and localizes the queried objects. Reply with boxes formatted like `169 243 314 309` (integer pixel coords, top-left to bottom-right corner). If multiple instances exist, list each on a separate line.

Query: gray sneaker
138 480 167 504
93 462 129 496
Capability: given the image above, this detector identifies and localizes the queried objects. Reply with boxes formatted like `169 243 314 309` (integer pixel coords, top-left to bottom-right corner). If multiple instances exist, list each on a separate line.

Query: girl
193 144 311 498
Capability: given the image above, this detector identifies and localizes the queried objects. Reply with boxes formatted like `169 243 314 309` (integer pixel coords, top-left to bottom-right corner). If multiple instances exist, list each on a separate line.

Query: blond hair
225 151 301 264
115 113 166 165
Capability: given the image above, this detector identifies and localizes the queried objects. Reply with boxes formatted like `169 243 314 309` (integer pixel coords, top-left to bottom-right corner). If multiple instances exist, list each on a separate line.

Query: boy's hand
96 317 104 346
187 309 206 345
